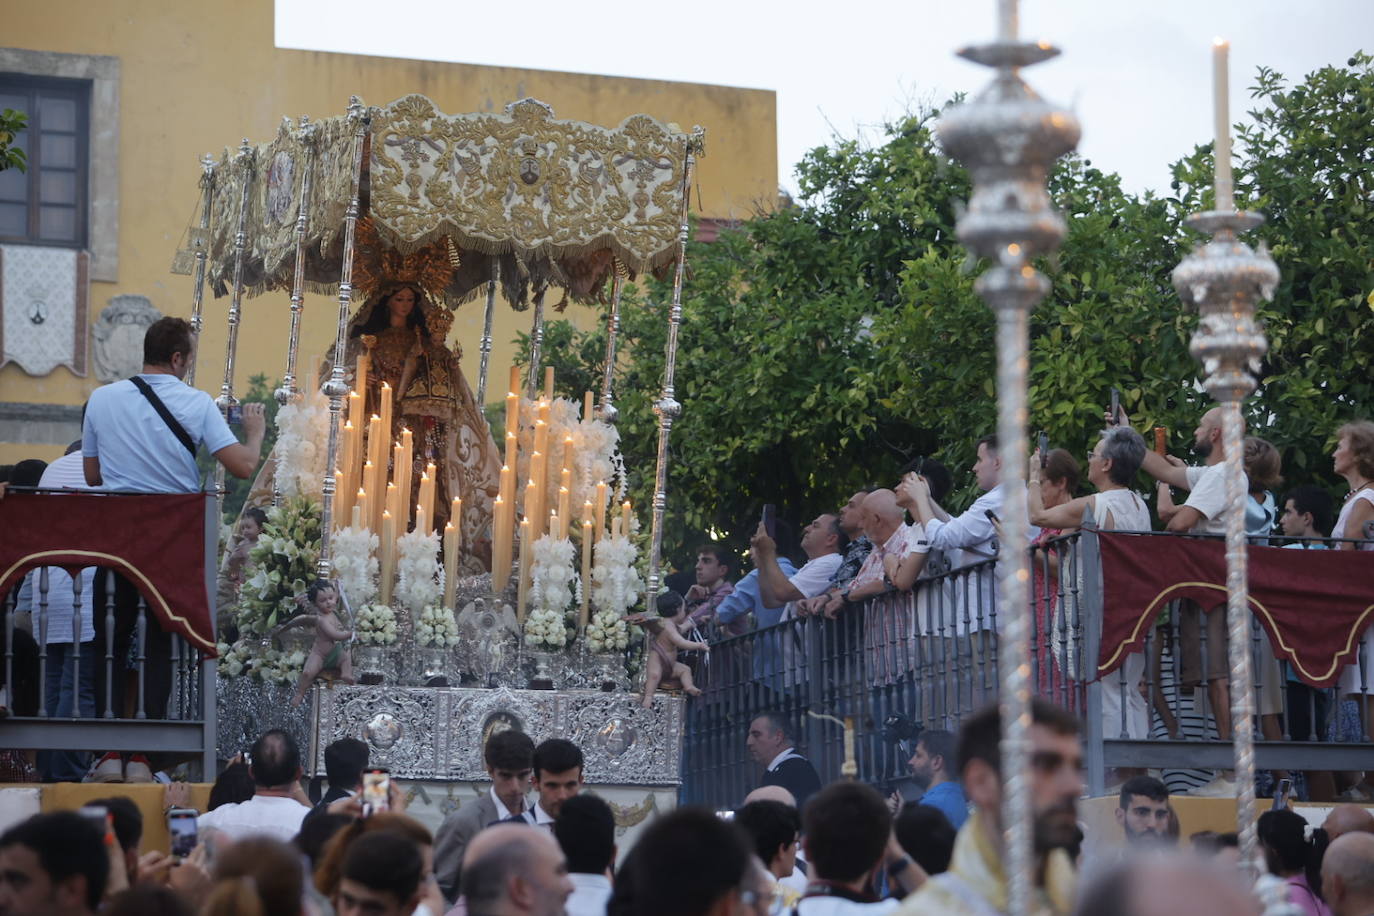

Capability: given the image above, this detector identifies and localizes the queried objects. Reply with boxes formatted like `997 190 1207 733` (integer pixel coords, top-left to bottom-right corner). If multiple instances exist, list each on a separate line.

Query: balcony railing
680 523 1374 808
0 489 218 780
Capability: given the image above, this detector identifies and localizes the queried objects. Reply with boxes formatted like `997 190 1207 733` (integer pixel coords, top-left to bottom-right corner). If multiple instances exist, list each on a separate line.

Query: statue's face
388 287 417 320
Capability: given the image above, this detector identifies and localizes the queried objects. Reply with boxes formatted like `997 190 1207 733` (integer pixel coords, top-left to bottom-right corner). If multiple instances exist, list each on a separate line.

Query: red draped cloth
1097 531 1374 688
0 491 217 655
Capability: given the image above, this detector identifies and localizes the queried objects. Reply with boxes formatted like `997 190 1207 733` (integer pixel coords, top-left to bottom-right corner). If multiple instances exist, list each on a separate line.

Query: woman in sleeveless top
1332 422 1374 803
1030 426 1152 774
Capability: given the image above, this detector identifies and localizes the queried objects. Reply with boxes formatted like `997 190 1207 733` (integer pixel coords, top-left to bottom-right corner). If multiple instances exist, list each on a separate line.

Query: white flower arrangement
591 534 643 616
525 534 576 650
514 396 621 524
586 609 629 654
216 640 256 679
255 647 307 686
416 605 460 648
331 525 379 608
355 603 399 646
395 529 442 615
524 607 569 650
273 386 331 499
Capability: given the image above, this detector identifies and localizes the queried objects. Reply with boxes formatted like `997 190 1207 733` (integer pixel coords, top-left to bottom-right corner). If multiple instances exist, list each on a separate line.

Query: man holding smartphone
198 729 309 842
81 316 266 728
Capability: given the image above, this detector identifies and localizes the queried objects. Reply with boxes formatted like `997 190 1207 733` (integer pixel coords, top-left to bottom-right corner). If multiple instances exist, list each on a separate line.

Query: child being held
628 591 709 708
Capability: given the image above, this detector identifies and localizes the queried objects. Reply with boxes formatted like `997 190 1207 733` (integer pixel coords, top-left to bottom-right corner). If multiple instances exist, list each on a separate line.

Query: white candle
1213 38 1233 212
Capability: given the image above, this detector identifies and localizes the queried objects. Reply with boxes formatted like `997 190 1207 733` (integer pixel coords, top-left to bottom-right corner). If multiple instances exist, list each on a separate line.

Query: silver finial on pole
1173 203 1276 881
937 5 1079 914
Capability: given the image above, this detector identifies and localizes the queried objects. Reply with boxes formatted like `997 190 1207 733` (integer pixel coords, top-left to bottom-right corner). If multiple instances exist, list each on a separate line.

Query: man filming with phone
81 316 266 729
198 729 309 843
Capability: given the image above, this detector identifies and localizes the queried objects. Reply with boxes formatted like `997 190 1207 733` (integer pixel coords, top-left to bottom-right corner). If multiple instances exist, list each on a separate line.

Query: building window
0 74 90 248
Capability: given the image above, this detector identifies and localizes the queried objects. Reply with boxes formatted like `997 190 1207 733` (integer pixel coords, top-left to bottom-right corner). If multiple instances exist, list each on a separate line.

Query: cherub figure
627 591 708 709
282 579 356 706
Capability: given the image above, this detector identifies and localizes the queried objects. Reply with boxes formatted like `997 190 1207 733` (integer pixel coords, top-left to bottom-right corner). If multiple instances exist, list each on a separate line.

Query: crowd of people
667 408 1374 801
5 703 1374 916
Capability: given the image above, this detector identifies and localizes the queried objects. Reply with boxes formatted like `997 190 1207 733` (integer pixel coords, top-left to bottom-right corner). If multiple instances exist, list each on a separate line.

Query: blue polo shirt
83 374 237 493
918 780 969 829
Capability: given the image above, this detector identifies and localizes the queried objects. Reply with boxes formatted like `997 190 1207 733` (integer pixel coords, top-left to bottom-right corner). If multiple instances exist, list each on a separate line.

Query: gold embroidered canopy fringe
197 95 699 309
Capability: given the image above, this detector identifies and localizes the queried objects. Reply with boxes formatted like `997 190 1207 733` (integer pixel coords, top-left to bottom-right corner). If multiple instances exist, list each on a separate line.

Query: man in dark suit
433 729 535 902
301 737 369 829
747 711 822 812
502 738 585 831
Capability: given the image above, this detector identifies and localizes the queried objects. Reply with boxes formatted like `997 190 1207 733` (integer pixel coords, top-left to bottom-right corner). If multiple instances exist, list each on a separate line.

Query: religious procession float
185 93 704 832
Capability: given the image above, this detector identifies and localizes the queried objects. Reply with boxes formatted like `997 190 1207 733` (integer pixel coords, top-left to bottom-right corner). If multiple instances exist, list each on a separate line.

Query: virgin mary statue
343 281 500 566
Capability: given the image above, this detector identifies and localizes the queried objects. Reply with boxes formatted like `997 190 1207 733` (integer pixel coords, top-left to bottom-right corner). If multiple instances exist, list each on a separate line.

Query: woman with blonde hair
1332 420 1374 801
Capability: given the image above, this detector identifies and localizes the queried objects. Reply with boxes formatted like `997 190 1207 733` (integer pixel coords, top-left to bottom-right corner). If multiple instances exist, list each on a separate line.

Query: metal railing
0 491 218 781
680 529 1374 808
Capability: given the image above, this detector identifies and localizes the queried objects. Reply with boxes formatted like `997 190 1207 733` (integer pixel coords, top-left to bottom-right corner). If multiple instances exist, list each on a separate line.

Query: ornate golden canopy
198 95 704 314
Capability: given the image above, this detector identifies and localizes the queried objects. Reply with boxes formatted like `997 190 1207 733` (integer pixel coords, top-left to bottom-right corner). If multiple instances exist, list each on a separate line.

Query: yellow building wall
0 0 777 465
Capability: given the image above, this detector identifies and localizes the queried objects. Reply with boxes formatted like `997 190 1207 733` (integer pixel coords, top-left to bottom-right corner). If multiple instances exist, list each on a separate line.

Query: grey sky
277 0 1369 199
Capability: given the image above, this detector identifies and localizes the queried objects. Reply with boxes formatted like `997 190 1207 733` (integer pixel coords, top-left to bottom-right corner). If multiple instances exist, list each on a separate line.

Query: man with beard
1125 405 1246 797
896 699 1082 916
907 729 968 830
1114 776 1170 846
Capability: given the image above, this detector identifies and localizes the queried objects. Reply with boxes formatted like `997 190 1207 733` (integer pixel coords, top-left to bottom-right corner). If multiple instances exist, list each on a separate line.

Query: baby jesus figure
627 591 708 709
283 579 356 706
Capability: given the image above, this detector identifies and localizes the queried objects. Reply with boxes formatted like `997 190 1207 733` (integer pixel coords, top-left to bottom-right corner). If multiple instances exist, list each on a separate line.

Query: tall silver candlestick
185 153 216 387
938 5 1079 914
318 98 371 578
1172 206 1276 877
214 139 256 518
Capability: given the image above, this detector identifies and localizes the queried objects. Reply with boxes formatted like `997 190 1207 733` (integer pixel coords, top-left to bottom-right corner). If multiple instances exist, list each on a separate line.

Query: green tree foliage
0 109 27 173
521 54 1372 568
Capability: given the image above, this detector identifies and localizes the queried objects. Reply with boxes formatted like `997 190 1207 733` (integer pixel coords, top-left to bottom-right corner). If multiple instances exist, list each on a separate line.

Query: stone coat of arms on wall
92 294 162 382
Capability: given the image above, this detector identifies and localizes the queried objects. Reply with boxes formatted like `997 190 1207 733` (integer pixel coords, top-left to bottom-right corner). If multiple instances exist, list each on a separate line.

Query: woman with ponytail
1257 808 1333 916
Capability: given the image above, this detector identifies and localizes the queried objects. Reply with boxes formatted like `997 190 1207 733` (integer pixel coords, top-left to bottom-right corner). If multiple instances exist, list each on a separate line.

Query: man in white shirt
552 794 616 916
198 728 309 843
751 513 844 692
1131 405 1246 796
434 729 535 901
81 317 266 723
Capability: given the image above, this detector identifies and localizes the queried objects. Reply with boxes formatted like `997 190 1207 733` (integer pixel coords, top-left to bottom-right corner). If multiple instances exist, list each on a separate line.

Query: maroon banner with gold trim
1098 531 1374 688
0 491 217 655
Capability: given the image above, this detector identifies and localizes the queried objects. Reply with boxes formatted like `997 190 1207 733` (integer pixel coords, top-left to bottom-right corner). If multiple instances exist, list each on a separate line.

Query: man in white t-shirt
751 513 844 692
1130 405 1247 796
198 728 309 842
81 316 266 724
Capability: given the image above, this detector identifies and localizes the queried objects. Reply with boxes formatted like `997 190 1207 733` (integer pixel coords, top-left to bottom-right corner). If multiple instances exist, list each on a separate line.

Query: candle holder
937 6 1079 915
213 139 256 518
1172 207 1277 877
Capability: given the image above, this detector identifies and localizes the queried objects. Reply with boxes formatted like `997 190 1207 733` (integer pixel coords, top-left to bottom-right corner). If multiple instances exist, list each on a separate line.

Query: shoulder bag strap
129 377 197 458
